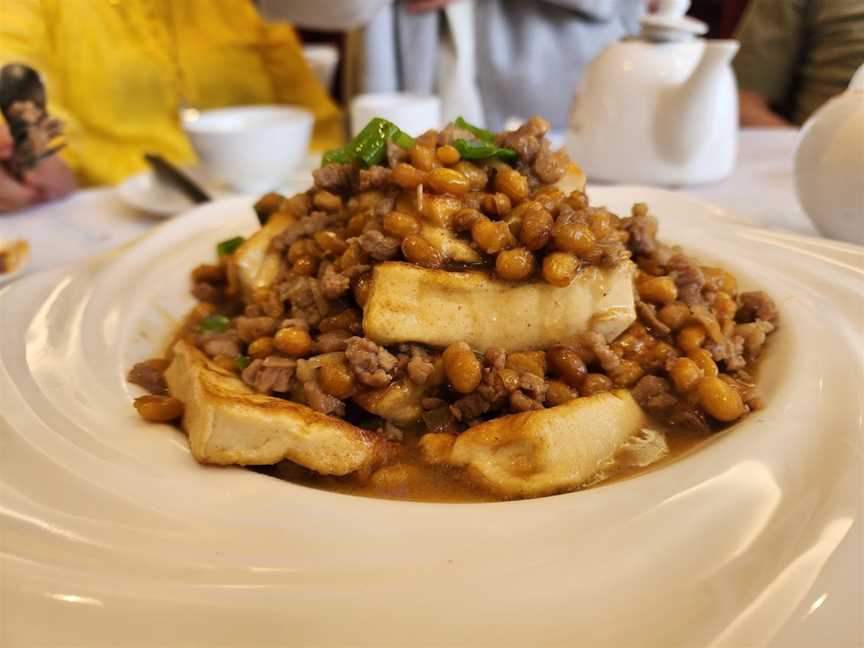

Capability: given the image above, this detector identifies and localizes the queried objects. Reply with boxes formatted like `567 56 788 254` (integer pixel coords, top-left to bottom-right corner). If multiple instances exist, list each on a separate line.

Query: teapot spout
658 40 740 164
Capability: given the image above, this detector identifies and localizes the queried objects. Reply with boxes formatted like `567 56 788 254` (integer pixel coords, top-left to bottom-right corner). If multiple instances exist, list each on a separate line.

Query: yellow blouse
0 0 342 185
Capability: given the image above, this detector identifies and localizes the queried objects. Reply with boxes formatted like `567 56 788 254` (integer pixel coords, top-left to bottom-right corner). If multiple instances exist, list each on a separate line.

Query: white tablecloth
685 129 816 235
1 128 818 276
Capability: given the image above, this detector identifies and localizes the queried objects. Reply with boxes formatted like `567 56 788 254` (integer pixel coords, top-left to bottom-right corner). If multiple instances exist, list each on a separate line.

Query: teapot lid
639 0 708 43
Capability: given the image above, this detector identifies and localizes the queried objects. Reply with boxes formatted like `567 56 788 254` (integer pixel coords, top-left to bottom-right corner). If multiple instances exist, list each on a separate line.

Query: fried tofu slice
363 261 636 352
164 340 385 475
233 211 294 299
447 390 646 498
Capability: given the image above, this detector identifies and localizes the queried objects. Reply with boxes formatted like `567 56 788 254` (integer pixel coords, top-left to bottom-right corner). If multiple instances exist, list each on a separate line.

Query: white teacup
350 93 441 137
182 105 313 194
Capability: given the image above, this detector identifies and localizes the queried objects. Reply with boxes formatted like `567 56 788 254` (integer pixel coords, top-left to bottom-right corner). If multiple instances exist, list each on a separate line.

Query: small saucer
115 167 224 218
116 159 319 217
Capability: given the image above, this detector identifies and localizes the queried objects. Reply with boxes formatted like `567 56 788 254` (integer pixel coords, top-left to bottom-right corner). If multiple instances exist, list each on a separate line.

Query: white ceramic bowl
182 105 313 194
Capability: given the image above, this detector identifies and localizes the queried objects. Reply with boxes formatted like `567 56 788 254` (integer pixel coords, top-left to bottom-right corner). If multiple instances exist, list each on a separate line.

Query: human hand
0 128 37 212
738 90 792 128
0 124 76 213
404 0 461 13
26 153 77 201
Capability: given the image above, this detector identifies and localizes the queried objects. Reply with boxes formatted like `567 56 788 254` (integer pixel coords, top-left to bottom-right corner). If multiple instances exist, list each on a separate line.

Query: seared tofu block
164 340 385 475
233 211 294 299
447 390 645 498
363 261 636 352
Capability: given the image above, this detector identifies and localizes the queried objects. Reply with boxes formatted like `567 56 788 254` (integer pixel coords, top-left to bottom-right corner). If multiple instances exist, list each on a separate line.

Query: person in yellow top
0 0 342 212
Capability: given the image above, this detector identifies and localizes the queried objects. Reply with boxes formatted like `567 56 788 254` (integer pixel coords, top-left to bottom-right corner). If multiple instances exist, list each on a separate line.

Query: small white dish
116 163 317 217
182 105 313 194
0 188 860 646
115 167 221 217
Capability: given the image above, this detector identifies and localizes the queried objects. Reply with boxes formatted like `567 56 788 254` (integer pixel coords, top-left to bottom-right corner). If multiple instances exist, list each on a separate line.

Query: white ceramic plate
1 187 861 647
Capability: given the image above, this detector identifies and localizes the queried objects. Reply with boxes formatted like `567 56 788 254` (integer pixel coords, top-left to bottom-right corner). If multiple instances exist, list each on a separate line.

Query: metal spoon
0 63 64 179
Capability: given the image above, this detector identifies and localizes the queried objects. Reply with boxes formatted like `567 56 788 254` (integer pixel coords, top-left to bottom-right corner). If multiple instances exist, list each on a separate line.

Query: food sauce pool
254 424 718 503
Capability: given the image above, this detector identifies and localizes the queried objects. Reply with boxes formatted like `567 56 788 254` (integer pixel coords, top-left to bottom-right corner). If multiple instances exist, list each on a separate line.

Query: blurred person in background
734 0 864 127
263 0 643 130
0 0 340 212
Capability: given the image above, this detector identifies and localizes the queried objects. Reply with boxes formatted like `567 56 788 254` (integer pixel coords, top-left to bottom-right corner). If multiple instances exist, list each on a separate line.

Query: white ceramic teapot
566 0 739 185
794 64 864 245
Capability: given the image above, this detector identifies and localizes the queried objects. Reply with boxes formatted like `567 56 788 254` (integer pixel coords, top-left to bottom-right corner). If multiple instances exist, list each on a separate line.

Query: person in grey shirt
262 0 643 130
475 0 643 129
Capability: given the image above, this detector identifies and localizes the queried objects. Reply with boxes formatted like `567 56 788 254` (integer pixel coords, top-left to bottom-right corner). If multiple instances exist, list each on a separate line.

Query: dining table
1 128 820 277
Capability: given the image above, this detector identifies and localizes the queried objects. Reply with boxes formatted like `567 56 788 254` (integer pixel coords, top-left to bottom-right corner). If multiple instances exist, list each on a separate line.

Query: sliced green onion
322 147 354 165
216 236 245 256
320 117 415 168
391 130 416 150
455 116 495 142
199 314 230 332
351 117 394 167
235 355 251 370
452 139 517 161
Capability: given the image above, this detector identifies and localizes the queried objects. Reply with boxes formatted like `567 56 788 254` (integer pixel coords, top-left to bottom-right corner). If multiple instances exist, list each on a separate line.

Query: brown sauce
252 422 719 503
256 434 499 503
